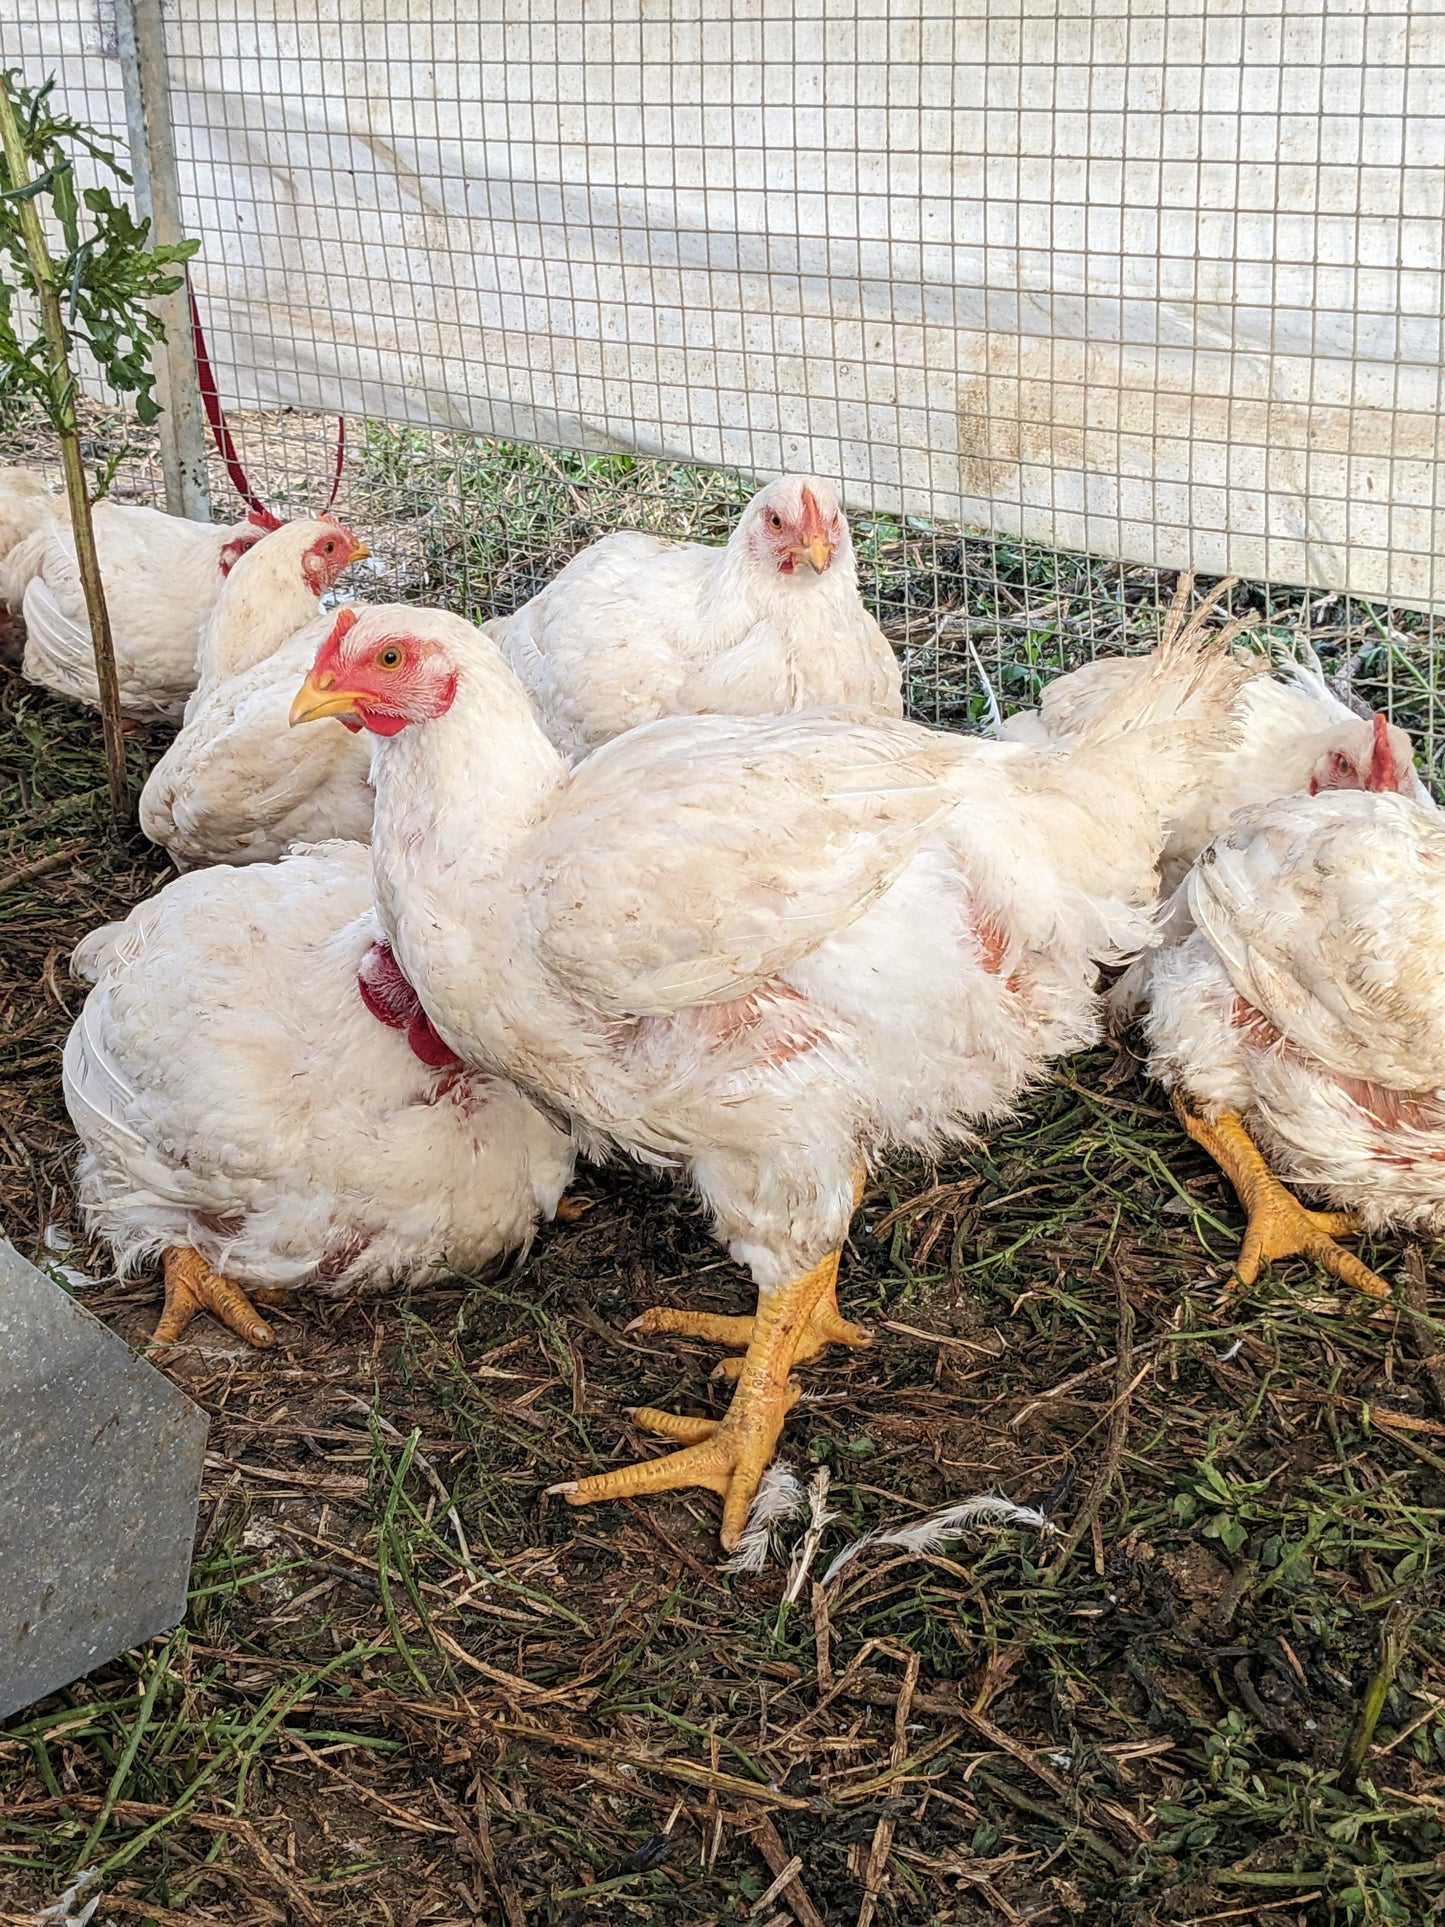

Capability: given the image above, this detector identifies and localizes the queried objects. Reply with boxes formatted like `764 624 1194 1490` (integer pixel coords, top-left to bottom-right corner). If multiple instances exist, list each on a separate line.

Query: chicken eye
322 539 337 554
377 646 404 671
1332 750 1353 779
767 511 783 531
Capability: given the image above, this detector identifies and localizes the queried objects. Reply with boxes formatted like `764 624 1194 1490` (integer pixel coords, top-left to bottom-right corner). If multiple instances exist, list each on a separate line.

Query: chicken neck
368 648 573 1072
695 525 860 662
1173 1094 1392 1298
194 562 322 692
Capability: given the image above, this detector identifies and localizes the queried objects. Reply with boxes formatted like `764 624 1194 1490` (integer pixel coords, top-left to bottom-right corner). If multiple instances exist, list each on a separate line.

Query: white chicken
1003 589 1431 894
291 600 1249 1546
0 469 60 568
64 841 575 1348
139 520 373 864
1 488 285 717
487 475 903 758
1120 790 1445 1300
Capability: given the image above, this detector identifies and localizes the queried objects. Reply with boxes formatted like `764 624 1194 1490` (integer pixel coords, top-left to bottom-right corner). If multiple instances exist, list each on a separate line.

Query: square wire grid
1 0 1441 761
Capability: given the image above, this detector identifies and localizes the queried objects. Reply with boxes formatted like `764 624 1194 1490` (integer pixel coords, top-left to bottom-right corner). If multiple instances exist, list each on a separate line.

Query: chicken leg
1173 1095 1392 1299
152 1246 277 1348
548 1247 840 1549
626 1165 872 1375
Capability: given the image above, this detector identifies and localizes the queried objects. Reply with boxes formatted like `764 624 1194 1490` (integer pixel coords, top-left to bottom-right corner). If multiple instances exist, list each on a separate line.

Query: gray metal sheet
0 1241 208 1720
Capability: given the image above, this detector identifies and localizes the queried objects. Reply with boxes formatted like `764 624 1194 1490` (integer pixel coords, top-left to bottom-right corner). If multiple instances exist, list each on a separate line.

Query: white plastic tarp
7 0 1444 606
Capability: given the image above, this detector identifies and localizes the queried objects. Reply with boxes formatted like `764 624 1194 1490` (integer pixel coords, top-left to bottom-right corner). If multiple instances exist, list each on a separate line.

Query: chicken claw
152 1246 277 1348
1173 1096 1392 1299
549 1251 836 1548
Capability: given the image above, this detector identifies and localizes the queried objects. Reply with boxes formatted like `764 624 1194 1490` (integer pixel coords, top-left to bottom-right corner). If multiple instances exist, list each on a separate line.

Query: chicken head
217 506 284 578
290 604 459 734
743 475 845 576
1309 711 1419 797
302 518 370 594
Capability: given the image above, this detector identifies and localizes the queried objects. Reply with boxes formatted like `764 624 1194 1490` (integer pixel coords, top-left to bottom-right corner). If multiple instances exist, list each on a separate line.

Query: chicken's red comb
1368 711 1396 792
248 506 284 532
324 606 359 653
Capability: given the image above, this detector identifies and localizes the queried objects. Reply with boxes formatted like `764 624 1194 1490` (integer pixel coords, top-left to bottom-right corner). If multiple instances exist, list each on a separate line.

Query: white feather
724 1460 807 1574
962 634 1004 737
1266 634 1366 723
822 1493 1050 1586
30 1870 100 1927
62 1000 150 1151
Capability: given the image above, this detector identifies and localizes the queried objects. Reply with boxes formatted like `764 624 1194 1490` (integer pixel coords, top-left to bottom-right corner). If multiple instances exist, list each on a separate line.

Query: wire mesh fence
2 0 1443 761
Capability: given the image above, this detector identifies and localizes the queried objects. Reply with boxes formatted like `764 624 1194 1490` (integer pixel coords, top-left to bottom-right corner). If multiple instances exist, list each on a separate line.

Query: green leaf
66 238 93 322
1 160 66 204
0 65 195 429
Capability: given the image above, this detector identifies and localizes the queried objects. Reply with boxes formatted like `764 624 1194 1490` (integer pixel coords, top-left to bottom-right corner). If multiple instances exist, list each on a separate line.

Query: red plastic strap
187 279 345 520
327 415 346 512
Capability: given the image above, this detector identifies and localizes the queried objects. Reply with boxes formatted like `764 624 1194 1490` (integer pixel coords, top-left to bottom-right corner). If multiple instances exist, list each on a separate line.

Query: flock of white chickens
1 464 1439 1551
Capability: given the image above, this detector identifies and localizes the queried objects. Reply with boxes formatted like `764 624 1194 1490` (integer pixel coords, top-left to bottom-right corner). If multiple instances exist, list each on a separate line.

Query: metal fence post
115 0 211 520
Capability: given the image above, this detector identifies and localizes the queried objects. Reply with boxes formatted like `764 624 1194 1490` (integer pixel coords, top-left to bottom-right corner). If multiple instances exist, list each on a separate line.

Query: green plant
0 69 197 811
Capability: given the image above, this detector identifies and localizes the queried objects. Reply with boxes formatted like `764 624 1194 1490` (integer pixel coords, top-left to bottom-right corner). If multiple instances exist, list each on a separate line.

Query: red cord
187 280 345 520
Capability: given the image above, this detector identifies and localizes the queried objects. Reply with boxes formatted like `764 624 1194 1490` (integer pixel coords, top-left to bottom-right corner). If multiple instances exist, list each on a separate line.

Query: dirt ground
2 411 1444 1927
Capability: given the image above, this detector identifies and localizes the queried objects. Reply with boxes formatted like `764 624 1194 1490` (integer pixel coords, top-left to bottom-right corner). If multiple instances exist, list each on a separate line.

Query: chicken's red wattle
357 939 461 1068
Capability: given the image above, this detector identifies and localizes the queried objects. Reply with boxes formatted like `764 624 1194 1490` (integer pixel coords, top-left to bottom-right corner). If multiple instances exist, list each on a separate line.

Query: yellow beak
348 543 371 564
792 536 833 573
290 670 362 728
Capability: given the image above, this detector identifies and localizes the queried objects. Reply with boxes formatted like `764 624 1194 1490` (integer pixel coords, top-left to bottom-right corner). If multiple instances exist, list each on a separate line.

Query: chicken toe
551 1252 838 1548
630 1268 871 1370
1173 1096 1392 1299
630 1407 722 1444
152 1246 277 1348
628 1166 872 1370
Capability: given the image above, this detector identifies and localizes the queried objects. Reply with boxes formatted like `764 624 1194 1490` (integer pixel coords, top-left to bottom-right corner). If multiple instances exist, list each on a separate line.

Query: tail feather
1269 634 1373 723
1066 575 1259 751
22 576 101 705
71 919 129 985
1056 575 1259 831
981 577 1260 929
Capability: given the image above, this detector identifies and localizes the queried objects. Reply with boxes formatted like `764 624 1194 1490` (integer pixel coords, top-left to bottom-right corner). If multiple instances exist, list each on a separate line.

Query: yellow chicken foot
1173 1095 1392 1299
628 1261 870 1368
152 1246 277 1348
252 1286 298 1310
548 1252 836 1548
626 1164 871 1370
